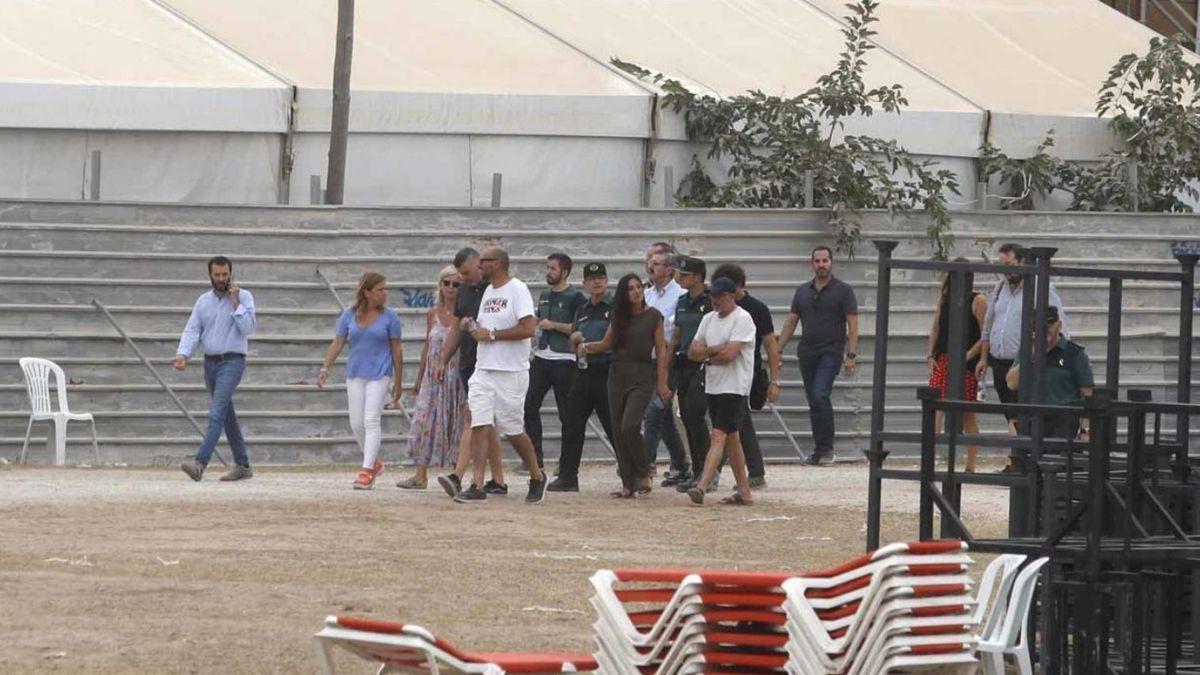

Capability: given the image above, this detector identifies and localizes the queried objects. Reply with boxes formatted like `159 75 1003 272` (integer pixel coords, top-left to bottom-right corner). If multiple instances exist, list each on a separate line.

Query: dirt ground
0 460 1011 673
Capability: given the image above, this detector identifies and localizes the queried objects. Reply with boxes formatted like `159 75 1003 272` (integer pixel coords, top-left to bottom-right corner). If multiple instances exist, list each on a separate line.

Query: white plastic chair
977 556 1050 675
18 357 99 466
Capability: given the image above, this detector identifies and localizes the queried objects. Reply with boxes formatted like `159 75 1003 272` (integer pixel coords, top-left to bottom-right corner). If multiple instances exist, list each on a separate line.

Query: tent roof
163 0 656 137
804 0 1166 117
0 0 289 132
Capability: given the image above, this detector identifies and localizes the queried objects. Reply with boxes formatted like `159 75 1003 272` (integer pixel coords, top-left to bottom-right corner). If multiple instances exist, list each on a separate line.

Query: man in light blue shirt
976 242 1068 436
641 243 690 481
175 256 257 481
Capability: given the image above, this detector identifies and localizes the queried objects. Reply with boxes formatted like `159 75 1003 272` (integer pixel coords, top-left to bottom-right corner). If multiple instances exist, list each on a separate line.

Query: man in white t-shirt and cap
456 245 548 504
683 277 757 506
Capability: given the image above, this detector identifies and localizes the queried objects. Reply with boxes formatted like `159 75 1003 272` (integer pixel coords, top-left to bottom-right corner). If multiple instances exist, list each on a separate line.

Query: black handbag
749 367 769 410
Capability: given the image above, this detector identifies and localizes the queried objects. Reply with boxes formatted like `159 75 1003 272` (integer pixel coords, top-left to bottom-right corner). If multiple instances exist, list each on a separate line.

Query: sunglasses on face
441 280 461 288
480 257 497 262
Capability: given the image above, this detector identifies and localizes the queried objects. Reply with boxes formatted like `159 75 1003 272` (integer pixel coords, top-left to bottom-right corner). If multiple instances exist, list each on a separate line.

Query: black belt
204 353 245 361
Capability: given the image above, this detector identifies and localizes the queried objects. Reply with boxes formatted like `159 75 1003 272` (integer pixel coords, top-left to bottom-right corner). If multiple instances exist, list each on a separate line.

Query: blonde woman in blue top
317 272 404 489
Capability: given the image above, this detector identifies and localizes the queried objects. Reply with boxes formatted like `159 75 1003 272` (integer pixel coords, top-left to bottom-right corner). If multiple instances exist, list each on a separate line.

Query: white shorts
467 369 529 437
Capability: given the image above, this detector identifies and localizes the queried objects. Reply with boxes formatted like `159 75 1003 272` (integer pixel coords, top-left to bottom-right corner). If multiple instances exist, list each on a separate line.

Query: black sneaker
437 473 462 498
675 480 695 493
803 453 826 467
660 470 692 487
483 480 509 495
749 476 767 490
453 485 487 504
526 475 548 504
180 461 204 482
547 477 579 492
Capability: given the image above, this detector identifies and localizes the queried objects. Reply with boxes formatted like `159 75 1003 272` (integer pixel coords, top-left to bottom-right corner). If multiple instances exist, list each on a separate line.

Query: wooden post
325 0 354 205
490 173 502 207
89 150 101 201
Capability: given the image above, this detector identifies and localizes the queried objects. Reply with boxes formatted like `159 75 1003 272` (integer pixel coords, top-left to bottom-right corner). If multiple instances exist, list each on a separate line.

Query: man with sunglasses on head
434 247 505 498
1005 305 1093 441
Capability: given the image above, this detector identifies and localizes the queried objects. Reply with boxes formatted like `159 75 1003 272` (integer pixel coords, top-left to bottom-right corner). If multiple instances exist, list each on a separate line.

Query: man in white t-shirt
683 277 756 506
457 246 548 505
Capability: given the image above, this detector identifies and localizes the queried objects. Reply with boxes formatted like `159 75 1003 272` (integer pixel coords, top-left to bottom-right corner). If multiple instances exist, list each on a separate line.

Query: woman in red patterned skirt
926 258 988 472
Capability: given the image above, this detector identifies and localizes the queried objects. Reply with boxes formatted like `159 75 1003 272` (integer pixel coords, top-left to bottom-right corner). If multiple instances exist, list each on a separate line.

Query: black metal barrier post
1174 252 1197 480
866 240 898 550
918 386 938 540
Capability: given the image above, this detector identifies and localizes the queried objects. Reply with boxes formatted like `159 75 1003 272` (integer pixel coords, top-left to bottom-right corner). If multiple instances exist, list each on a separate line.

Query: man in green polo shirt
1006 305 1094 439
524 253 587 470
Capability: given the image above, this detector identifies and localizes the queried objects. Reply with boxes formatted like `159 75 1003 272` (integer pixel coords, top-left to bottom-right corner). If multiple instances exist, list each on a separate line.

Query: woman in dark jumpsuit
579 274 670 497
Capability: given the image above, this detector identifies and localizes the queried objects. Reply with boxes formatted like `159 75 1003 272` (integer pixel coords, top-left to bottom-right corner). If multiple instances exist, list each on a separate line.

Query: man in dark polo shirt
667 255 711 489
1005 305 1094 440
524 253 587 470
434 247 504 497
549 262 615 491
713 263 781 488
779 245 859 466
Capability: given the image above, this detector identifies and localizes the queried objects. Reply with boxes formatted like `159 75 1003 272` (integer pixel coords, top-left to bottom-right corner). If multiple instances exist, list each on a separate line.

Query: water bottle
577 350 589 370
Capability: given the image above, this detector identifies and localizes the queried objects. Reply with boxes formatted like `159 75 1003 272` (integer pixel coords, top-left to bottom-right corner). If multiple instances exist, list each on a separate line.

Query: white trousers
347 377 391 469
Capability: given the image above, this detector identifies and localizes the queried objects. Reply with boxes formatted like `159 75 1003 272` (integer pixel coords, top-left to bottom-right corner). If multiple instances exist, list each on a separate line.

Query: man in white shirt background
456 246 548 504
641 242 691 481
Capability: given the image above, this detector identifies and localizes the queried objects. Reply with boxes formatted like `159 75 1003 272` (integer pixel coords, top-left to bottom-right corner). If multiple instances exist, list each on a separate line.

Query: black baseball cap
711 277 737 296
672 255 706 276
1046 306 1060 323
583 262 607 278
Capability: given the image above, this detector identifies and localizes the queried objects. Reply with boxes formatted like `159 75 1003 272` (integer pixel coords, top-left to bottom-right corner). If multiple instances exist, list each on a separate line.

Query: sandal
720 494 753 506
396 475 427 489
609 488 634 499
636 484 652 495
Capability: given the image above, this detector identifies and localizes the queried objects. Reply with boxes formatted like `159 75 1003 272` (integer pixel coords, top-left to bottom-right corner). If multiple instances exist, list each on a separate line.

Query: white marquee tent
0 0 1179 207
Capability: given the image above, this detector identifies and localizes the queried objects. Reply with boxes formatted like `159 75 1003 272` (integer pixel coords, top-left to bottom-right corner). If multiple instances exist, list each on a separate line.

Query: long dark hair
938 257 974 308
611 273 646 351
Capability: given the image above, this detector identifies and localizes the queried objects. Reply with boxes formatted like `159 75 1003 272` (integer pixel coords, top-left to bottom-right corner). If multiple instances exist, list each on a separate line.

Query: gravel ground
0 460 1011 673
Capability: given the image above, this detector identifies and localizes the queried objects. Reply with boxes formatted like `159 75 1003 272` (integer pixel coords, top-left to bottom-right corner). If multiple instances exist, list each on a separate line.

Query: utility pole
325 0 354 205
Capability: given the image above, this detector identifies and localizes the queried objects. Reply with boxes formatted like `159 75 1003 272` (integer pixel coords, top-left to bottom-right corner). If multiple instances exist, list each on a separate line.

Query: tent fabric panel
87 131 282 204
0 130 89 200
290 133 473 207
0 82 290 133
468 136 644 207
294 90 652 138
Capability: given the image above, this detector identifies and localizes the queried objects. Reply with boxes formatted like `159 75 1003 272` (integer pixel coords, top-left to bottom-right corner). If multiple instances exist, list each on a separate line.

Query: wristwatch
846 353 857 360
489 328 497 342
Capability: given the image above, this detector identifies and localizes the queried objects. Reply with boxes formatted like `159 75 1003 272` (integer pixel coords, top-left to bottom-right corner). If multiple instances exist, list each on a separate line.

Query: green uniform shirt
673 289 713 356
1043 339 1094 406
536 285 587 356
573 293 613 365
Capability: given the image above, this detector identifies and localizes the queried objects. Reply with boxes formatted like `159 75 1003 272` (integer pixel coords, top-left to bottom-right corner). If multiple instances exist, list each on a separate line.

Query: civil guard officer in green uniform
668 255 716 490
548 262 616 491
1006 305 1095 441
524 253 587 470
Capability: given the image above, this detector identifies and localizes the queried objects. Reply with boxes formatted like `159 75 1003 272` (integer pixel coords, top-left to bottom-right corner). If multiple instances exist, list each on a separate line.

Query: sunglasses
480 257 497 262
441 280 461 288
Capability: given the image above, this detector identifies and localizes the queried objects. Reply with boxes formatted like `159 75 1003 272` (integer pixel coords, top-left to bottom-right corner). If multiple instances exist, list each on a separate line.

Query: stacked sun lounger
314 540 1052 674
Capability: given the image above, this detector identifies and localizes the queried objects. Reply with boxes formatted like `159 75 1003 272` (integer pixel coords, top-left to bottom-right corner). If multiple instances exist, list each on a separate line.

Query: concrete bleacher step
1 204 1196 464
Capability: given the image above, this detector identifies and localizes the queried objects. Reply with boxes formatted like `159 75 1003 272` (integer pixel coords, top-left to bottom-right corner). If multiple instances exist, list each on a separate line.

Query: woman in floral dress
396 265 466 488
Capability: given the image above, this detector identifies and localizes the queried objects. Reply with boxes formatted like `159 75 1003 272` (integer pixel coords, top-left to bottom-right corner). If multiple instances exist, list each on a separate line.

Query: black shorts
707 393 749 433
459 365 475 396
